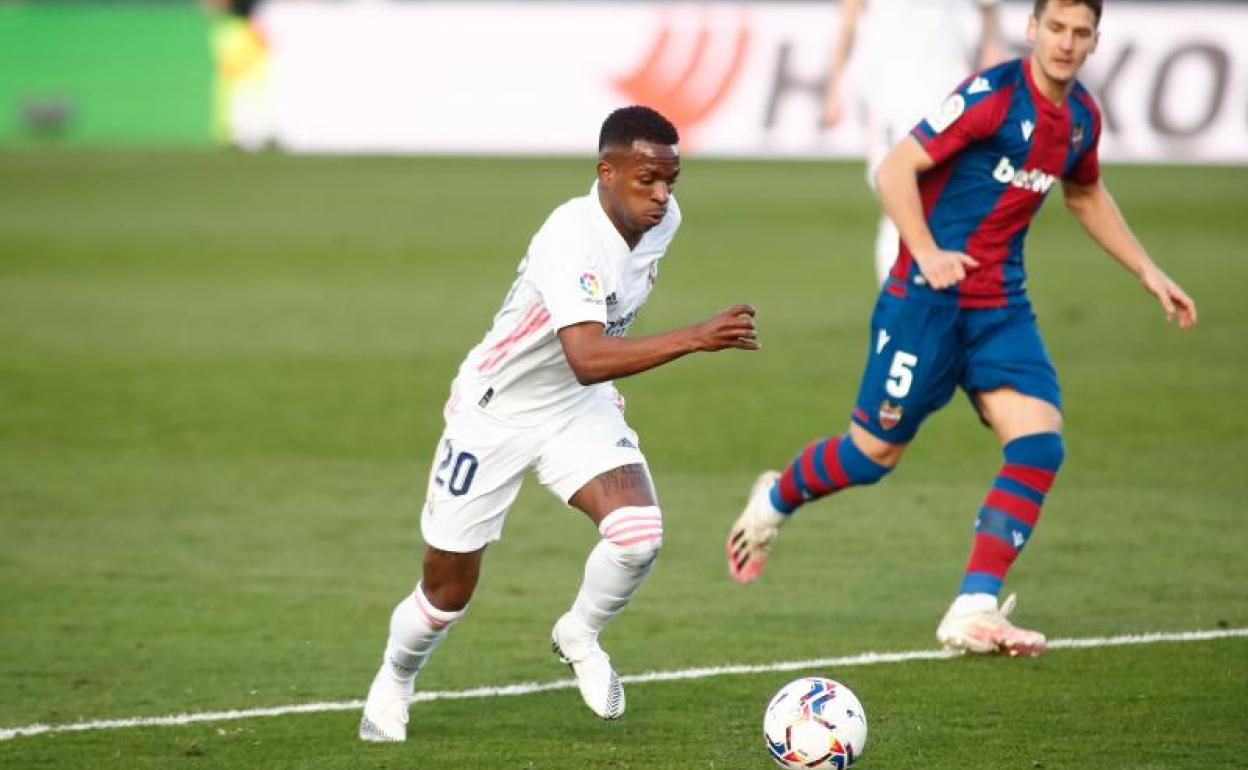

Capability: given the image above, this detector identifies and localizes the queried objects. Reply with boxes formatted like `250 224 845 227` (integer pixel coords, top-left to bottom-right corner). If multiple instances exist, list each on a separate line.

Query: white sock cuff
951 592 998 614
598 506 663 548
414 582 466 631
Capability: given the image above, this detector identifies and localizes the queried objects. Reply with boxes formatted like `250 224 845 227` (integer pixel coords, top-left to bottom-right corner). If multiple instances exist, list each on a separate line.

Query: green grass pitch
1 150 1245 769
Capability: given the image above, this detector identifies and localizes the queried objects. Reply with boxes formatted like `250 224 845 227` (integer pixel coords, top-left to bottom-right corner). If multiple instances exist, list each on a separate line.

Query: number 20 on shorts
434 439 479 497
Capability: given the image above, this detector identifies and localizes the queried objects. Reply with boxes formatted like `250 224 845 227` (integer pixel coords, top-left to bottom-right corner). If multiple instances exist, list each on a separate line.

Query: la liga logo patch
926 93 965 134
579 272 603 300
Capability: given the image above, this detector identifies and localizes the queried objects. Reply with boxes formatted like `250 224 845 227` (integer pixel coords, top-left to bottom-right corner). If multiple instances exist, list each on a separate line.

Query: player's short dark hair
598 106 679 153
1033 0 1103 23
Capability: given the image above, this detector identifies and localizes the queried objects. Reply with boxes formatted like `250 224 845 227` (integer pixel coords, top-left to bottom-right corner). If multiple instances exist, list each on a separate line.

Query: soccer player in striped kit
728 0 1197 656
360 106 759 742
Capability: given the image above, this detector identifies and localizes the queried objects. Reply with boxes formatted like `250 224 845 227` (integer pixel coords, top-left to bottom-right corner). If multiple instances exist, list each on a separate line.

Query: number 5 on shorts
434 439 479 497
885 351 918 399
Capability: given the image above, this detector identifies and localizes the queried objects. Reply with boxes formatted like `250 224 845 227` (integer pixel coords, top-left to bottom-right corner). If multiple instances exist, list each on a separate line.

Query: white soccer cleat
936 592 1047 657
551 615 625 719
726 470 785 584
358 667 414 742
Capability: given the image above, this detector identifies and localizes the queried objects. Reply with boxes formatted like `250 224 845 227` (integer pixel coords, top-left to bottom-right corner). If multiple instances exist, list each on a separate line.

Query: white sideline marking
2 627 1245 742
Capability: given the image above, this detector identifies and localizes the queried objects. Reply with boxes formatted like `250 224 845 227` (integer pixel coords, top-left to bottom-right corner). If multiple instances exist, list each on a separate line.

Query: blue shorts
851 292 1061 443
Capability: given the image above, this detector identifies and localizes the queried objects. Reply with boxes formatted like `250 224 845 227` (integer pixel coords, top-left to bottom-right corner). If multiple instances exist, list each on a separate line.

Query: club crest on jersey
579 271 603 301
925 94 965 134
1071 124 1085 150
878 400 903 431
647 261 659 287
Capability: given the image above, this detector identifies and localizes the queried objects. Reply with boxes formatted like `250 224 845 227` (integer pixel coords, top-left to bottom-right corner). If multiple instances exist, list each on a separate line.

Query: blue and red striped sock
769 434 891 515
960 432 1065 596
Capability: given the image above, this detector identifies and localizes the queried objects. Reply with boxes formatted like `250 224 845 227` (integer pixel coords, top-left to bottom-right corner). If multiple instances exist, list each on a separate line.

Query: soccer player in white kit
823 0 1006 284
359 106 760 742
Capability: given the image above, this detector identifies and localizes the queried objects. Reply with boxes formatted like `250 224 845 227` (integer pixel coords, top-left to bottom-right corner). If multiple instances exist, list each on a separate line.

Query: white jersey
860 0 999 130
447 182 681 426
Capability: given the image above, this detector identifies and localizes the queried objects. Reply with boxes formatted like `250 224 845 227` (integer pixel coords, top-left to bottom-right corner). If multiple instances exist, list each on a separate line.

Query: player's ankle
950 592 998 615
554 613 599 659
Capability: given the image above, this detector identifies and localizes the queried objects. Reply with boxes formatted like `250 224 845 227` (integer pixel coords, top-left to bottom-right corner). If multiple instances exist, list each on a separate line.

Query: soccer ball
763 677 867 769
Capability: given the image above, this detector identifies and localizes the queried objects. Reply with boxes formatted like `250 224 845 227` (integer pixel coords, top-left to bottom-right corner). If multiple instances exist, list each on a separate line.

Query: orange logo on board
613 13 751 142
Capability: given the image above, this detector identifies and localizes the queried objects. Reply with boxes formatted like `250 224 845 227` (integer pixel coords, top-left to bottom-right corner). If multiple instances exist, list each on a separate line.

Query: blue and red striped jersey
888 57 1102 308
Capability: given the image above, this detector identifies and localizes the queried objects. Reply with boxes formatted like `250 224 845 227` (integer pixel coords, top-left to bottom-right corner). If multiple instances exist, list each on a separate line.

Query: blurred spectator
206 0 273 149
823 0 1007 284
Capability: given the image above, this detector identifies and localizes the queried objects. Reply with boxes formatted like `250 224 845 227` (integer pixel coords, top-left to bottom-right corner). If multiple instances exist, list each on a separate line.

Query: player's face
597 140 680 245
1027 1 1099 86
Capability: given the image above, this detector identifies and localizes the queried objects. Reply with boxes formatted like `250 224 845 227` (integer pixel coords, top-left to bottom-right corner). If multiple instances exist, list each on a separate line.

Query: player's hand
913 249 979 290
822 88 845 127
1141 266 1198 329
693 304 760 351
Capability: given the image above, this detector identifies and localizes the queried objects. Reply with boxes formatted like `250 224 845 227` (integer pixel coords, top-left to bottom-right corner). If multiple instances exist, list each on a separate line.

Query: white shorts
419 390 647 553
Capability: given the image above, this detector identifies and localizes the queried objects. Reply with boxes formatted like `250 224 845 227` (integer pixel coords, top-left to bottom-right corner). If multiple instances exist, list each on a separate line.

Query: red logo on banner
613 13 750 140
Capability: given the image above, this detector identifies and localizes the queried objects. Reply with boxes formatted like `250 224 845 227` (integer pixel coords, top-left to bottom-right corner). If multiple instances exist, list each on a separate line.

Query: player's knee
403 582 468 634
840 434 895 486
421 547 483 612
598 505 663 569
847 424 905 470
1005 431 1065 472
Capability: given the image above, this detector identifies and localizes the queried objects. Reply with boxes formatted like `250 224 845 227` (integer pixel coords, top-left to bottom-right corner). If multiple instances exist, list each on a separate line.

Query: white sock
875 215 899 285
381 582 465 683
755 481 789 527
561 506 663 655
951 592 998 615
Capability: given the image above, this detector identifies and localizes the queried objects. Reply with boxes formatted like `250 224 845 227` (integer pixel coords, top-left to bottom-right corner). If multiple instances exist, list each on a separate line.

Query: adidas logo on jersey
967 76 992 94
992 156 1056 194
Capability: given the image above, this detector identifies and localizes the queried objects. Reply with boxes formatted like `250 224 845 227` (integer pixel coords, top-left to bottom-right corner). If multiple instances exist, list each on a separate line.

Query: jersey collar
1023 57 1071 119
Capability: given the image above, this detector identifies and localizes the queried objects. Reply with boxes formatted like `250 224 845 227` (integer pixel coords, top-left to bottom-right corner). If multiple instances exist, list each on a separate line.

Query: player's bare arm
821 0 863 127
875 137 979 289
1062 179 1198 328
977 3 1008 69
557 304 759 386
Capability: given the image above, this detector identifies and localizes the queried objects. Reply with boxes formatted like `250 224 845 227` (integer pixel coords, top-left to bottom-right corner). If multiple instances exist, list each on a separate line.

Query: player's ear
597 158 615 186
1025 15 1037 46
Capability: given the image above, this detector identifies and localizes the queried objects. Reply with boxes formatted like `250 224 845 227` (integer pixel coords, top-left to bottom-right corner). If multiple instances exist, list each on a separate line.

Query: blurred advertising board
251 0 1248 163
0 3 215 145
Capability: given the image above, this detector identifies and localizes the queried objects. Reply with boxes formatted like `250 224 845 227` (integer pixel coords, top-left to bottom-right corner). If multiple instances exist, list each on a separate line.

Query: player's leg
937 307 1064 656
360 415 531 741
536 397 661 719
360 547 482 742
726 294 961 584
726 425 900 584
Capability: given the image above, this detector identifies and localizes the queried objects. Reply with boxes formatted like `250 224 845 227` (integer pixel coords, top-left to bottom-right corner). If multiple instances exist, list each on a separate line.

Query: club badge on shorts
878 400 903 431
